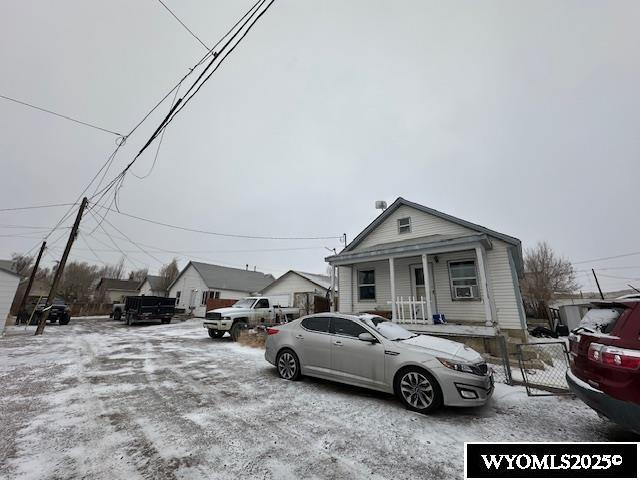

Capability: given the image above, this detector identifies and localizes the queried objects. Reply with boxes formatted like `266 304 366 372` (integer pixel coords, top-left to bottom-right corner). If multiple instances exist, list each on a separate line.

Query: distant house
168 261 275 317
325 197 527 340
138 275 167 297
95 278 140 304
260 270 335 314
0 260 21 333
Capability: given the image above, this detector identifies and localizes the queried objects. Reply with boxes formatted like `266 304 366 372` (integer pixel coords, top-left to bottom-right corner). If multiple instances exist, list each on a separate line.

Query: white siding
353 205 474 252
0 270 20 333
139 280 164 297
337 245 523 330
486 241 522 330
167 265 249 317
260 273 326 306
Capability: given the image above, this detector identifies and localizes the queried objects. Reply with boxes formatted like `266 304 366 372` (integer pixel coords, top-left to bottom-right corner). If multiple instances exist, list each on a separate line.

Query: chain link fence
516 341 571 396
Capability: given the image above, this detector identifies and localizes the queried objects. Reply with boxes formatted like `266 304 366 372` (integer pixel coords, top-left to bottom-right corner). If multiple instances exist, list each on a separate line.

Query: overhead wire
0 93 122 136
156 0 210 50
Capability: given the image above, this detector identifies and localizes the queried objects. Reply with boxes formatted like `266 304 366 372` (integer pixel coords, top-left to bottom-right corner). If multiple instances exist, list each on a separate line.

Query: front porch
327 234 500 335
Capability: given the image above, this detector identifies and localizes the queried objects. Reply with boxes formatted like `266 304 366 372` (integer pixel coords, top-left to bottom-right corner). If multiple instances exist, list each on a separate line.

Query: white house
260 270 334 314
0 260 21 333
138 275 166 297
168 261 275 317
325 198 527 340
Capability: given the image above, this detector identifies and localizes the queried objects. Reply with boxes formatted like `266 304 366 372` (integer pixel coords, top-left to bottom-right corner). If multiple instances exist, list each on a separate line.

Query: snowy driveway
0 318 635 479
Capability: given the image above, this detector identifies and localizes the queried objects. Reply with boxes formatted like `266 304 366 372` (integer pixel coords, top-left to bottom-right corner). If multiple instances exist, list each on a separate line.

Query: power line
97 206 342 240
99 216 164 265
573 250 640 265
157 0 209 50
0 94 122 136
0 202 78 213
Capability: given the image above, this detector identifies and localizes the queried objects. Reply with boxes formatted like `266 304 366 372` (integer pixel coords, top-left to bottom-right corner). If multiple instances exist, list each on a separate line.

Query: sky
1 0 639 293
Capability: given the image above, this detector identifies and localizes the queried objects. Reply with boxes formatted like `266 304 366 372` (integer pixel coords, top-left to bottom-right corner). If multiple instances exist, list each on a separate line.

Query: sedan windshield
359 315 415 341
233 298 256 308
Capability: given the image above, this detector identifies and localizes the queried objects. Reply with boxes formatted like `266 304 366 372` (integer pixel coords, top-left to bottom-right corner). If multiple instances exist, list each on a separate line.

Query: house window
358 269 376 301
175 291 181 305
397 217 411 234
201 291 208 306
448 260 479 300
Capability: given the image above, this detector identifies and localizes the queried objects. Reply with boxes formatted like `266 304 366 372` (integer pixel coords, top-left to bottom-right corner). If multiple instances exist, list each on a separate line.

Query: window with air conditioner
449 260 479 300
397 217 411 234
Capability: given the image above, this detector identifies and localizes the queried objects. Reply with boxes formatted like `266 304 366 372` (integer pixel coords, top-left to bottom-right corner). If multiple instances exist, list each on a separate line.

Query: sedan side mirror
358 332 377 343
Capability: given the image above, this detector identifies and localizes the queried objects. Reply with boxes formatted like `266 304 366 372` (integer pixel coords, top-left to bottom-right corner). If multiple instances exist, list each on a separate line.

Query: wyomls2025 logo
465 443 638 479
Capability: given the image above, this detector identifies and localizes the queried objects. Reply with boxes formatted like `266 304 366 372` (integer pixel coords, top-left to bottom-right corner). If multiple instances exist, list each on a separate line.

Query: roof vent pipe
246 264 248 270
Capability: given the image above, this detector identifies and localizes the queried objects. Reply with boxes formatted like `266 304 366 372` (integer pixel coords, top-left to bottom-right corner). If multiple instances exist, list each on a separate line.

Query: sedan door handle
295 334 304 339
333 340 342 346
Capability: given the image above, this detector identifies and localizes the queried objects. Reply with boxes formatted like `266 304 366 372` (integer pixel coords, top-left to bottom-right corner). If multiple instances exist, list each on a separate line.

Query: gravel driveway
0 317 635 479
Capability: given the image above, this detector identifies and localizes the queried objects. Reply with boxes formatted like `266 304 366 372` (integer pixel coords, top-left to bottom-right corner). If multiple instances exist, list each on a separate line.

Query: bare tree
59 261 101 303
11 253 34 278
158 259 179 292
98 257 126 280
521 241 579 318
128 268 148 282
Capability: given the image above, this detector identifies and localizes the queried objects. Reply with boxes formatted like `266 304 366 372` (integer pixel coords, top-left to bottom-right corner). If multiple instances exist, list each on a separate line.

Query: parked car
19 297 71 326
204 296 301 341
265 312 493 414
567 300 640 434
120 296 176 326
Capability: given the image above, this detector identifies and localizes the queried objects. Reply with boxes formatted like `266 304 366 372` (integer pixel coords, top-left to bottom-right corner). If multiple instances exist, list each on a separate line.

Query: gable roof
0 259 20 278
262 270 333 293
139 275 165 291
96 278 141 291
343 197 521 253
169 261 275 293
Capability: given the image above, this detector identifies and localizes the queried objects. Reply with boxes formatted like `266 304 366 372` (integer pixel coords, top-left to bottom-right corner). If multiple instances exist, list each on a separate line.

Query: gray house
168 261 275 317
325 198 527 340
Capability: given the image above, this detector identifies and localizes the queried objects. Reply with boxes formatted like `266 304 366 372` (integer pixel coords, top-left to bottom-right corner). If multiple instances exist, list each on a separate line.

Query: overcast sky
1 0 639 292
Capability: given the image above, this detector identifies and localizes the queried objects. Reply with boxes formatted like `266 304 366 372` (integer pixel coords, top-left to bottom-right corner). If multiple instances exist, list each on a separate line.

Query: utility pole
35 197 88 335
16 240 46 324
592 269 604 300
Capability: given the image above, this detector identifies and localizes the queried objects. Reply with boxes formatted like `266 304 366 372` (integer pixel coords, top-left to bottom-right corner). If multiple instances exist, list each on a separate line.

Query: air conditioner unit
454 285 474 299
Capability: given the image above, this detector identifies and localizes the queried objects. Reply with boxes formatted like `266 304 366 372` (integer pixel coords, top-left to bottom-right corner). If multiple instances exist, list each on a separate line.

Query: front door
410 264 437 317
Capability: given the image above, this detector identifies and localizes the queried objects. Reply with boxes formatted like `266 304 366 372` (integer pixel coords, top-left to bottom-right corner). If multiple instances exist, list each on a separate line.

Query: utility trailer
123 296 176 326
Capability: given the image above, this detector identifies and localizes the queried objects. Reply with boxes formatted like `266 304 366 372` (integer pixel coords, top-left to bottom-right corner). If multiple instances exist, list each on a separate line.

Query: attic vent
397 217 411 234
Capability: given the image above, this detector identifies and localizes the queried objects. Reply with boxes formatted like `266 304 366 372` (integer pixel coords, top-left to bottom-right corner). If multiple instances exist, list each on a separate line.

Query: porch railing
389 296 430 324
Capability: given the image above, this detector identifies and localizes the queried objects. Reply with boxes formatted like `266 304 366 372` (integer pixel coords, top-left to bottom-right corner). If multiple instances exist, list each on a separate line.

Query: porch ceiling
325 233 492 265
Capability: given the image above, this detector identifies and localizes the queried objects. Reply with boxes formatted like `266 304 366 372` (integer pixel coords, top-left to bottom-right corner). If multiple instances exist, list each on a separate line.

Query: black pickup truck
19 297 71 325
122 296 175 326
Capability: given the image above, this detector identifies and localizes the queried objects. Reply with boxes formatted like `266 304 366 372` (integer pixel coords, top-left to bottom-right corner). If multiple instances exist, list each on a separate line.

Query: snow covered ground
0 318 636 480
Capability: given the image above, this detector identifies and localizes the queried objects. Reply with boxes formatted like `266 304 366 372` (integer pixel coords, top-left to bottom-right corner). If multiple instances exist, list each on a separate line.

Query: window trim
397 216 412 234
357 268 376 302
447 259 481 301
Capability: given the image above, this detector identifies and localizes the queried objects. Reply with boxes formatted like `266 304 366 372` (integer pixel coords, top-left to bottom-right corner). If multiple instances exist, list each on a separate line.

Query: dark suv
19 297 71 326
567 300 640 434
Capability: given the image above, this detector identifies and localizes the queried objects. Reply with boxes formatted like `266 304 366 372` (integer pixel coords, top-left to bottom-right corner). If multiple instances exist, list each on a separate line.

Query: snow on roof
293 271 332 290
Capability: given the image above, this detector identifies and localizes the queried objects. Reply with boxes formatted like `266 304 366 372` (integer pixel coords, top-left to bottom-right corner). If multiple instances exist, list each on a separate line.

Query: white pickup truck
203 296 301 341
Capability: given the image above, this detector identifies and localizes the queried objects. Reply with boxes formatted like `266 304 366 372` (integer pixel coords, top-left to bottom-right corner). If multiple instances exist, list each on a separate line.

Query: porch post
421 254 433 323
389 257 397 321
475 246 493 327
330 265 335 312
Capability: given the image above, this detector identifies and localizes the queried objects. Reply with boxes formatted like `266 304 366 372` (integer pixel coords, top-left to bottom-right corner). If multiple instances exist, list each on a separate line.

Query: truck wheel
113 310 121 321
59 313 70 326
230 322 247 342
208 329 224 339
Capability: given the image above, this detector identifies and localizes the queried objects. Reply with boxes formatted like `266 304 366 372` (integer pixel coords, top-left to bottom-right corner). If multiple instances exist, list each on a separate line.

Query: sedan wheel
396 369 442 414
276 349 301 381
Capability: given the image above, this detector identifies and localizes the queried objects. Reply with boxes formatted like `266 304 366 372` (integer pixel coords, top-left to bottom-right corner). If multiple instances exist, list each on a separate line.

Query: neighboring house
168 261 275 317
10 277 51 315
138 275 167 297
95 278 140 304
325 197 527 340
260 270 335 314
0 260 21 333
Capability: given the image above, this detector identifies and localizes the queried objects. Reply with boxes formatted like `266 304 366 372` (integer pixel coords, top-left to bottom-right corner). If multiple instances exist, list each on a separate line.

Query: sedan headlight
437 358 475 374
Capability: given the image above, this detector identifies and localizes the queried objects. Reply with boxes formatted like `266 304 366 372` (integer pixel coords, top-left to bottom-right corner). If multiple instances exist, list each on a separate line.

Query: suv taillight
266 328 279 335
588 343 640 370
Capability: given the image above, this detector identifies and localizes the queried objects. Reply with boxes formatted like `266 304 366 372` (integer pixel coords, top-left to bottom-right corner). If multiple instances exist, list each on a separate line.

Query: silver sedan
265 313 493 413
